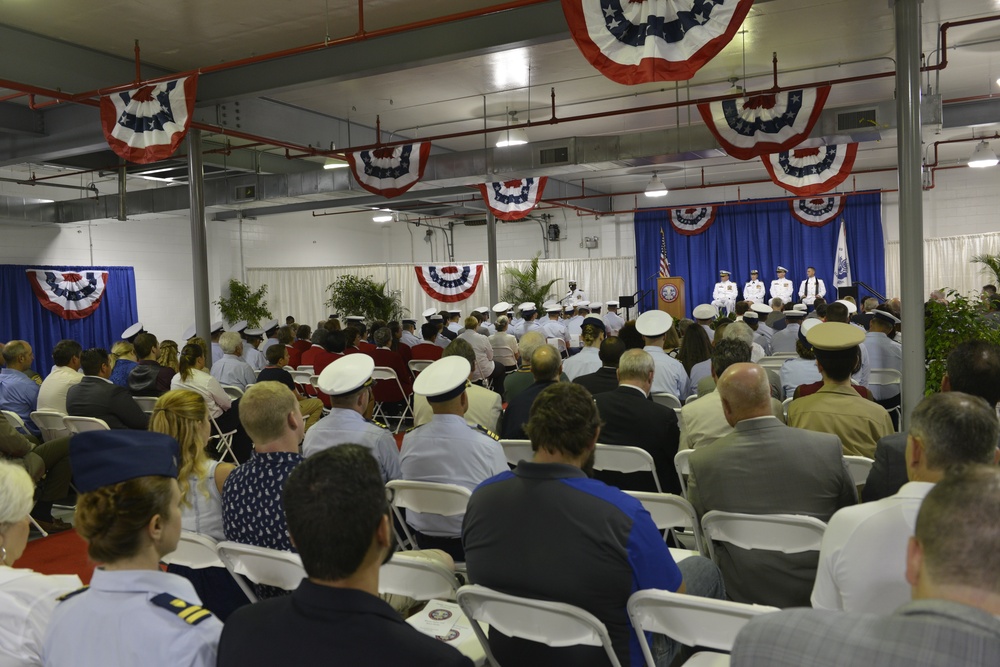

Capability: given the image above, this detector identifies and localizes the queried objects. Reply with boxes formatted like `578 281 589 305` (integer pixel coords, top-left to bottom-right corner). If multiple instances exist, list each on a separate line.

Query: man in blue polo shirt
463 382 724 667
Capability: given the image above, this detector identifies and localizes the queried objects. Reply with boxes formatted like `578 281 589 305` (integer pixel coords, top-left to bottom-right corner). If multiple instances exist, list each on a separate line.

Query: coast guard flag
834 220 852 288
478 177 547 221
99 75 197 164
348 142 432 198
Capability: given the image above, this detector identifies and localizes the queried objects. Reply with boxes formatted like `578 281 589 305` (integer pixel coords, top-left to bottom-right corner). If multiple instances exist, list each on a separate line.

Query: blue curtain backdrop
634 192 885 315
0 265 138 376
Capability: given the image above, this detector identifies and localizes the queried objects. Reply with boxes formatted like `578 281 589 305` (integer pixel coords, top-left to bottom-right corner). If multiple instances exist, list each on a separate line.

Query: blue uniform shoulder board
474 424 500 441
366 418 390 430
57 585 89 602
150 593 215 626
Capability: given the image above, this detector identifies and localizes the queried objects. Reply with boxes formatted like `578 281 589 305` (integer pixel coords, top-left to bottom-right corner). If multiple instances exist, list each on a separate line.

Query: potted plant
501 254 560 312
923 289 1000 394
325 274 407 322
214 279 272 327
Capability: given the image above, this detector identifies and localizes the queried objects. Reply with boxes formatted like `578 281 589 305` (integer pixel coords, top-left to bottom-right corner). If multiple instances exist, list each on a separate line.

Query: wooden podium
657 277 686 320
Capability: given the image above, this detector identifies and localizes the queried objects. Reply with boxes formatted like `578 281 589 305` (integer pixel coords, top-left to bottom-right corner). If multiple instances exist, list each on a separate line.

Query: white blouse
0 566 81 666
171 368 232 419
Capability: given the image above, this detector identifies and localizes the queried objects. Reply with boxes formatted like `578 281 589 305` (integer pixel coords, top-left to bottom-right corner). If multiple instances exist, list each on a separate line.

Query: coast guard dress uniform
603 301 625 337
711 271 738 314
770 266 794 304
635 310 689 399
743 270 766 304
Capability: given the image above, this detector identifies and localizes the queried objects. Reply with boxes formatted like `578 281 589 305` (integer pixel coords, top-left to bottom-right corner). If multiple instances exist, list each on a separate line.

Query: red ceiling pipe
925 133 1000 168
0 91 26 102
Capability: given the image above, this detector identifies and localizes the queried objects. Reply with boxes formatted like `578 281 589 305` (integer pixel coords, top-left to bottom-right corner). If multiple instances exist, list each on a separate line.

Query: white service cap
635 310 674 337
413 356 471 403
318 354 375 396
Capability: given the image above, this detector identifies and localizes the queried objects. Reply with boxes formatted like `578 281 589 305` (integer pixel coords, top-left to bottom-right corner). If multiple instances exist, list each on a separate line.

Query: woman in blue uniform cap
43 431 222 667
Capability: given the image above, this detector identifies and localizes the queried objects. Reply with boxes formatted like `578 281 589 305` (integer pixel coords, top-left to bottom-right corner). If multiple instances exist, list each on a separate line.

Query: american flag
659 228 671 278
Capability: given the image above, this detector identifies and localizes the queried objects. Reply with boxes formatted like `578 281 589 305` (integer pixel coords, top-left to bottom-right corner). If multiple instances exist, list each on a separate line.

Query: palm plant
325 274 407 323
972 253 1000 292
501 254 560 311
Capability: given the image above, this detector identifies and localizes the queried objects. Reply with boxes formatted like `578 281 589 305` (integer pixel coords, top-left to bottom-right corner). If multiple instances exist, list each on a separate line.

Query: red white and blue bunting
414 264 484 303
667 205 717 236
697 87 832 160
477 177 547 221
561 0 753 85
99 75 197 164
348 142 432 198
789 196 846 227
26 269 109 320
762 143 858 196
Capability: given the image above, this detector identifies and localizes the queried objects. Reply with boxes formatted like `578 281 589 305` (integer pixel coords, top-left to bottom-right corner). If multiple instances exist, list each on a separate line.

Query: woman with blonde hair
156 339 180 373
43 431 222 666
109 340 138 388
0 460 81 665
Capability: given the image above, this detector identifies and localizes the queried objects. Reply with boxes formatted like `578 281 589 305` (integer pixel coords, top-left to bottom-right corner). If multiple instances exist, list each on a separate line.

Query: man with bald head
688 363 857 608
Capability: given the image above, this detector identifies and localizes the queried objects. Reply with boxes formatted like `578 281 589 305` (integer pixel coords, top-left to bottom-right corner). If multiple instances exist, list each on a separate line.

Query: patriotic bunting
415 265 484 303
698 87 831 160
348 142 432 198
26 269 109 320
762 143 858 196
477 177 547 221
99 75 197 164
789 196 846 227
561 0 753 85
667 205 717 236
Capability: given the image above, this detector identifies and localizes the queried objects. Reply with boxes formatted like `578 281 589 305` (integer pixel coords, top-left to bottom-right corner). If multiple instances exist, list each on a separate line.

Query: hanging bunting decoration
348 142 432 198
667 205 717 236
26 269 109 320
789 196 846 227
415 264 484 303
560 0 754 85
477 177 548 221
698 86 831 160
762 143 858 196
99 75 198 164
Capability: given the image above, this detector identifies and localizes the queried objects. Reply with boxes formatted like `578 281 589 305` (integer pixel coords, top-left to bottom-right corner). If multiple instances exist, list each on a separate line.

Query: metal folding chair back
499 439 533 467
385 480 472 551
62 415 111 434
593 444 663 492
215 541 306 603
29 410 69 441
625 491 704 553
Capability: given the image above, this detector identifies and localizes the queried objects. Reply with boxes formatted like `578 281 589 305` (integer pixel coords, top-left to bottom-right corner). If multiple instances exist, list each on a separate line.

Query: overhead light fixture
372 209 393 223
496 110 529 148
323 158 348 170
968 140 999 168
644 172 669 197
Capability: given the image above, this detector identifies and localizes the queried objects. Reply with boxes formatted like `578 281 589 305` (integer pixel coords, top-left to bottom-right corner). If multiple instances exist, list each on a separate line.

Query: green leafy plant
501 254 560 312
923 289 1000 394
214 279 272 327
325 274 407 323
972 253 1000 287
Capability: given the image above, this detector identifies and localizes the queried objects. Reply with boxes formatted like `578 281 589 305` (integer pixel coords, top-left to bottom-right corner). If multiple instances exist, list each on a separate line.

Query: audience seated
0 340 41 437
256 345 324 431
0 412 72 533
411 323 445 362
636 310 689 399
731 466 1000 666
300 328 331 368
290 324 313 367
302 355 401 483
787 323 893 457
561 317 605 381
156 339 180 373
812 392 999 613
457 316 505 394
67 348 149 430
217 445 471 666
413 339 502 433
210 321 226 364
400 356 507 560
37 339 84 415
209 332 256 392
222 381 305 599
464 382 725 667
108 340 138 388
687 362 857 608
371 326 413 404
240 329 266 372
724 321 766 363
501 331 547 402
488 316 519 372
500 345 562 440
769 308 805 353
573 336 626 397
127 333 176 396
592 349 682 495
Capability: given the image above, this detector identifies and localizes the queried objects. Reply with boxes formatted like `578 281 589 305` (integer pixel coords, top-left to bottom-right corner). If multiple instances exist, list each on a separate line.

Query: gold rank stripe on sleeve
57 586 89 602
475 424 500 441
150 593 216 625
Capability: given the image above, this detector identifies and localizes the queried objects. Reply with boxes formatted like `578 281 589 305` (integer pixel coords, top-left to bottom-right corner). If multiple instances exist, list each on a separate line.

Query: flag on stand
659 228 671 278
833 220 852 288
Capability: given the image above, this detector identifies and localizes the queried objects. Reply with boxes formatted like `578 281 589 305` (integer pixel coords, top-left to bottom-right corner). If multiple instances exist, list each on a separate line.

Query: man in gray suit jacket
66 348 149 430
731 466 1000 666
688 362 856 608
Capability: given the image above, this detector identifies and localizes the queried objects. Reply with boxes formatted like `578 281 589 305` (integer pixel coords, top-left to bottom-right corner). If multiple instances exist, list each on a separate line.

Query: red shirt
410 343 443 361
299 345 325 369
286 344 302 369
313 350 342 376
371 348 413 403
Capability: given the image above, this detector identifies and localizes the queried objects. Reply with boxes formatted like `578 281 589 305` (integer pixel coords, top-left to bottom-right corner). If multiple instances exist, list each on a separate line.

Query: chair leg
29 515 49 537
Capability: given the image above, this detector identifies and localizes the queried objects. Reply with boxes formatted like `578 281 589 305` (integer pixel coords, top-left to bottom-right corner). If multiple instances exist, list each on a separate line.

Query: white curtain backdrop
247 257 636 327
885 231 1000 299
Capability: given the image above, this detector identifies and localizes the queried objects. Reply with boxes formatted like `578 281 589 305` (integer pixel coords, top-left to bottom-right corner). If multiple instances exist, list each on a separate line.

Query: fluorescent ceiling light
644 172 669 197
323 158 348 170
968 140 999 168
372 209 393 223
496 110 529 148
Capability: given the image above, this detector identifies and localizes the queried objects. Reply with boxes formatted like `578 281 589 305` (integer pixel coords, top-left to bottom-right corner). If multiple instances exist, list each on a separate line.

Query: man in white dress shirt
743 270 766 305
712 270 738 315
36 339 83 415
798 266 827 307
770 266 794 305
635 310 688 399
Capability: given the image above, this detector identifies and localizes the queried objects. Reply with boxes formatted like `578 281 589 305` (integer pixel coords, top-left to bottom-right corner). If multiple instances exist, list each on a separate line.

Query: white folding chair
379 552 461 601
700 511 827 565
408 359 433 377
296 365 315 375
499 439 533 467
385 480 471 551
569 333 581 349
371 366 413 433
289 370 313 393
209 415 239 464
627 590 779 667
160 531 224 569
757 356 791 373
651 393 682 410
491 346 517 370
30 410 70 442
1 410 29 434
844 455 875 487
869 368 903 429
594 443 663 493
222 384 244 400
546 337 568 358
253 369 262 380
133 396 158 414
457 584 622 667
684 394 699 405
674 449 693 499
215 541 306 603
781 396 793 420
625 491 704 554
62 416 111 433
